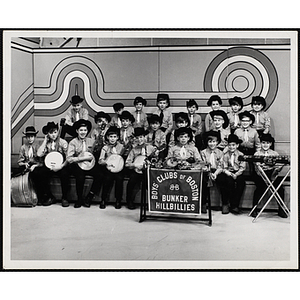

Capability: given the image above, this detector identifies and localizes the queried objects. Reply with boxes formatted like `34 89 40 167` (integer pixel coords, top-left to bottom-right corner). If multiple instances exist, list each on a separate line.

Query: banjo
45 119 65 169
133 144 166 174
106 154 124 173
78 152 96 170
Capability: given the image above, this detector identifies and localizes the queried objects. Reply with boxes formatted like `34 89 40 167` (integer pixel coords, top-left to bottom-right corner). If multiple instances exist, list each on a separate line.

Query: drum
133 155 147 174
11 172 38 207
45 151 64 169
106 154 124 173
78 152 96 170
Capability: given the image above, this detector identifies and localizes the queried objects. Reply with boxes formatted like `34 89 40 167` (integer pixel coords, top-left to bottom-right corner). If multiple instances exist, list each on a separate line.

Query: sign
147 168 203 215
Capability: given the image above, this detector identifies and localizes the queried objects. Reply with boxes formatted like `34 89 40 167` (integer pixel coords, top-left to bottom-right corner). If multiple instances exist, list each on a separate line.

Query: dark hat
70 95 84 104
225 133 243 144
157 93 170 107
175 112 190 124
133 96 147 106
186 99 198 109
251 96 266 109
203 130 221 144
207 95 222 106
22 126 39 135
105 126 120 140
210 110 229 129
113 102 124 112
239 111 255 124
148 114 162 125
94 111 111 123
174 127 193 142
260 133 275 143
119 110 135 123
42 122 59 135
229 96 244 109
133 127 149 137
73 119 92 134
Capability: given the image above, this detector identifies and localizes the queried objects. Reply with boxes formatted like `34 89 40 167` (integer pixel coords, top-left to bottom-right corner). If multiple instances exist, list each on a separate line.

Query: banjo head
78 152 95 170
45 152 64 169
106 154 124 173
134 155 146 173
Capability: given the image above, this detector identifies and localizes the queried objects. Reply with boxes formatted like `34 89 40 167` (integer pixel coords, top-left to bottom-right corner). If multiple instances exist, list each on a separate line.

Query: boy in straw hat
35 121 70 207
61 95 89 139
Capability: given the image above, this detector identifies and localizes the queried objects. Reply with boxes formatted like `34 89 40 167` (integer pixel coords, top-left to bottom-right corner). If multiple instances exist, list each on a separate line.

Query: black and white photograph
2 29 298 271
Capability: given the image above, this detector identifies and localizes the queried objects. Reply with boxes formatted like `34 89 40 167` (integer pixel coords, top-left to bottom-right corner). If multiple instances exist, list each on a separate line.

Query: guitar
106 154 124 173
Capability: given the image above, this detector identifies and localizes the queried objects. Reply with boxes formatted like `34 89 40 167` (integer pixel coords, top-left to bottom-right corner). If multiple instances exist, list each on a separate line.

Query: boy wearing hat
125 127 157 209
210 110 230 151
186 99 203 150
251 133 287 218
110 103 125 128
35 122 70 206
205 95 223 132
17 126 41 174
132 96 149 130
91 111 111 161
166 127 203 170
168 112 191 147
99 126 125 209
67 119 102 208
146 114 166 148
216 134 246 215
153 93 173 136
234 111 261 155
227 96 244 133
61 95 89 138
200 130 224 213
119 110 135 158
250 96 271 136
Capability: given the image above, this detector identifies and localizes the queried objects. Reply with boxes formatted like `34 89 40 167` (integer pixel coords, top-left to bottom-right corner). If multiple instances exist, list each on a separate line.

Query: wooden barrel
11 172 38 207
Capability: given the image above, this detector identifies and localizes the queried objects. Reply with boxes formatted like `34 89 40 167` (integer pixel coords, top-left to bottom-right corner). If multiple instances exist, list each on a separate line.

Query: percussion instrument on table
165 156 196 170
78 152 96 170
11 172 38 207
106 154 124 173
238 155 290 165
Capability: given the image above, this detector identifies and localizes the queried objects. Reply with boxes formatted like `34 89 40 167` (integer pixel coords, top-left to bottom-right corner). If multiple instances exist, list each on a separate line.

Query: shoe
74 201 82 208
201 204 207 214
278 209 288 218
127 203 136 210
222 204 229 214
61 199 69 207
115 200 122 209
43 197 53 206
230 207 241 215
99 200 106 209
83 192 94 207
250 209 258 218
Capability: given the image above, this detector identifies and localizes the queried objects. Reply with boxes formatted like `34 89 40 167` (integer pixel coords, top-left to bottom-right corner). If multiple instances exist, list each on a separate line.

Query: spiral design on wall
203 47 278 109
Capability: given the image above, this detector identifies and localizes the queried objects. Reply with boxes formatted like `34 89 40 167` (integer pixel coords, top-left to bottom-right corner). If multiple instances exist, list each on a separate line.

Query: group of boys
17 93 287 218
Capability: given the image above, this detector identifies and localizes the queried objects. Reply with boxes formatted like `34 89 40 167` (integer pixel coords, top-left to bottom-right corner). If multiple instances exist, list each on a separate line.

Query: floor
8 202 293 269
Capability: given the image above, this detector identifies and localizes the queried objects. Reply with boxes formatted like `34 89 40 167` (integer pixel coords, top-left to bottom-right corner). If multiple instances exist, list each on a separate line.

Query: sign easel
139 167 212 226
